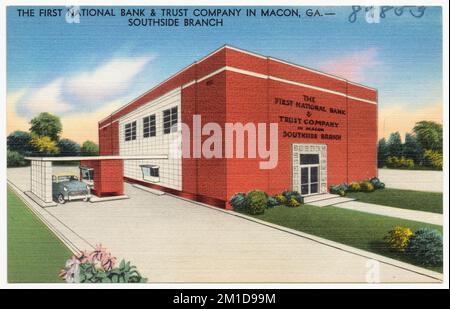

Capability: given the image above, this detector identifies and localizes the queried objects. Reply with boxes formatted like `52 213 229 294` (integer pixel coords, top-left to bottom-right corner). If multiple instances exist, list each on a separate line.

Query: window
125 121 137 141
140 165 160 182
300 154 319 165
143 114 156 138
163 106 178 134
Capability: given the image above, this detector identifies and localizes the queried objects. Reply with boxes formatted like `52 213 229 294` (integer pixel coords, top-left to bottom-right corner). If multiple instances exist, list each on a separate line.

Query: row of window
124 106 178 141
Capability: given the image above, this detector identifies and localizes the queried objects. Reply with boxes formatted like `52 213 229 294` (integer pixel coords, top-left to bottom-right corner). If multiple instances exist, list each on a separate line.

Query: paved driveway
7 167 441 283
378 169 443 192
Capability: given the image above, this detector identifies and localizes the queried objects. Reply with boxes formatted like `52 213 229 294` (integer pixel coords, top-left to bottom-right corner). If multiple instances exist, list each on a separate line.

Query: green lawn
249 205 443 273
346 188 443 214
7 187 72 283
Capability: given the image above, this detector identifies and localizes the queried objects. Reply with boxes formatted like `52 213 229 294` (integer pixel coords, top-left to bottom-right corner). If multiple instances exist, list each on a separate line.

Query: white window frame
140 165 160 183
163 106 178 134
125 121 137 141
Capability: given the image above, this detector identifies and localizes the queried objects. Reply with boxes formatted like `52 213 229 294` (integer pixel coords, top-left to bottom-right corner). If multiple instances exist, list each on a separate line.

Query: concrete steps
304 193 355 207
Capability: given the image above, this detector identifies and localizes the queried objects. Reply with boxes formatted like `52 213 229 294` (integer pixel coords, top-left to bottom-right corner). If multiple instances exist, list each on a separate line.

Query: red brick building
98 45 378 208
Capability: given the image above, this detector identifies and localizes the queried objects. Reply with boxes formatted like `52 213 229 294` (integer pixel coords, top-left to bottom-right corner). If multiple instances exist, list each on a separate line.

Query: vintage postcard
2 0 448 292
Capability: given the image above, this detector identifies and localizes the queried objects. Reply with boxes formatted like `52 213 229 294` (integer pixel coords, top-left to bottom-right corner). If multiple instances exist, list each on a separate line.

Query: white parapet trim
25 155 169 161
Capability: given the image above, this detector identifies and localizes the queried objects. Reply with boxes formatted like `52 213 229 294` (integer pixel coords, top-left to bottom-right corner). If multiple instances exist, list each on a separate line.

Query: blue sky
7 6 443 142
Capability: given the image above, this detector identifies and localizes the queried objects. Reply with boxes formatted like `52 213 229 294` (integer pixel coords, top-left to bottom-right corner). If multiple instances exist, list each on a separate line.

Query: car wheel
57 194 66 204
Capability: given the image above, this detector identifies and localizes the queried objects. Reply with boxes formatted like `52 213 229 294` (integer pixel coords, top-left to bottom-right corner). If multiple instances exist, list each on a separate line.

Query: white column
30 160 53 203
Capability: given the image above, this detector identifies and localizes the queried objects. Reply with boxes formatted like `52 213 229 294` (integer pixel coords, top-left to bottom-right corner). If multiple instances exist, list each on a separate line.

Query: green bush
406 228 443 266
369 177 385 190
229 193 248 211
337 189 346 197
7 150 28 167
386 156 414 169
384 226 413 252
349 182 361 192
288 197 301 207
246 190 268 215
282 190 303 204
330 183 349 195
275 194 287 205
360 181 374 192
267 196 279 208
423 150 443 170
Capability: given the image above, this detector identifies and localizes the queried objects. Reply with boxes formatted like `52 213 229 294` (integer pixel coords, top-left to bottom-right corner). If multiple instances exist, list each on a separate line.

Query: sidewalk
334 201 442 226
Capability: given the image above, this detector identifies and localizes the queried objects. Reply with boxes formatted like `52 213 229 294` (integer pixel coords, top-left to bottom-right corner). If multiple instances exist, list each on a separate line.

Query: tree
413 121 442 153
422 149 443 170
81 141 99 156
7 131 33 154
58 138 81 156
29 112 62 141
7 150 28 167
30 134 59 155
387 132 403 157
403 133 423 164
377 138 388 168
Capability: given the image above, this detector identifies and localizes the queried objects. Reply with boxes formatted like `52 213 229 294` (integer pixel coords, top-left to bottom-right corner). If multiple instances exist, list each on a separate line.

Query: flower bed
229 189 304 215
330 177 385 196
60 244 147 283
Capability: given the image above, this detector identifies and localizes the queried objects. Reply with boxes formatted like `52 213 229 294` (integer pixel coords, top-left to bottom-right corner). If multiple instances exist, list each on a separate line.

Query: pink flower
60 256 81 283
101 253 117 271
88 244 107 262
76 250 89 264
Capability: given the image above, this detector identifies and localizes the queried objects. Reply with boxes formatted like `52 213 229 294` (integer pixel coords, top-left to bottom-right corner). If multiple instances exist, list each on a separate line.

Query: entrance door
299 154 320 196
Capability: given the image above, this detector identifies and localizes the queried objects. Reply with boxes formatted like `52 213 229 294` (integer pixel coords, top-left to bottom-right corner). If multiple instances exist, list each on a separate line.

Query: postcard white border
1 0 448 290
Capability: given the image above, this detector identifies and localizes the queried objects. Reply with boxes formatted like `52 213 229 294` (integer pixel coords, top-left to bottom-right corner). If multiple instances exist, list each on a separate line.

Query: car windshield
58 175 78 182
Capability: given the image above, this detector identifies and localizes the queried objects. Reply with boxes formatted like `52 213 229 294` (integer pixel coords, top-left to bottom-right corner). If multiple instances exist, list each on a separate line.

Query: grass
346 188 443 214
249 204 443 273
7 187 72 283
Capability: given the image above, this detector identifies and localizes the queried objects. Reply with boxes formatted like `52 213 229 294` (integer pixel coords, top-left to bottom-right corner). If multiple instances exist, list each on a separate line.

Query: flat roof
25 155 169 161
98 45 377 125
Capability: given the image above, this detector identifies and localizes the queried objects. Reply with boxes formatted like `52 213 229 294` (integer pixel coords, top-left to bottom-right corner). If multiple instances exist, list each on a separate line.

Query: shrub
330 183 349 195
275 194 287 205
349 182 361 192
407 228 443 266
281 190 303 204
267 196 279 208
384 226 413 252
229 193 248 211
386 156 414 169
337 189 346 197
369 177 386 190
7 150 28 167
423 150 443 170
60 244 147 283
288 197 301 207
31 134 59 155
360 181 374 192
246 190 268 215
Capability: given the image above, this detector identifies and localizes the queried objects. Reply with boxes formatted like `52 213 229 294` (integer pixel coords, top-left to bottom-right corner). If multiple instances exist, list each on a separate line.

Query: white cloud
16 54 154 117
65 55 154 103
8 88 126 143
24 78 73 114
318 48 381 83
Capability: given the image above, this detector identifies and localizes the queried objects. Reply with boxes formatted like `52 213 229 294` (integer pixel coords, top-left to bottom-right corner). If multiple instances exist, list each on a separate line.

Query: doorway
292 144 327 196
300 155 320 195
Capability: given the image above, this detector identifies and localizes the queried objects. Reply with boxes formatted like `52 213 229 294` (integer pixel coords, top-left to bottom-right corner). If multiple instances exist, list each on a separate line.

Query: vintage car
52 173 91 204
